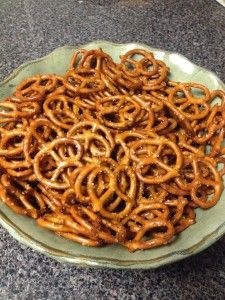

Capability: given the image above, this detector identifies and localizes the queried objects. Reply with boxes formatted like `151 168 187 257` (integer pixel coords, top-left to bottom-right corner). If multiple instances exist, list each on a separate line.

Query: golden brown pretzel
0 174 48 218
0 99 40 121
119 49 158 77
130 137 183 184
176 156 223 208
124 218 174 252
96 95 141 129
15 74 60 102
67 121 114 161
43 94 81 129
65 68 105 94
23 118 64 163
168 83 211 120
34 138 83 189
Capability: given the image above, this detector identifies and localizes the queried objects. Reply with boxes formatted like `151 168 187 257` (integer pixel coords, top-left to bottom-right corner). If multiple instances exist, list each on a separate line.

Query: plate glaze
0 41 225 269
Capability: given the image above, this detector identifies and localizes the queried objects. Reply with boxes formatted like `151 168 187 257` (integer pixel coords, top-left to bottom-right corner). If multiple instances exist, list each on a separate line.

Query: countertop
0 0 225 299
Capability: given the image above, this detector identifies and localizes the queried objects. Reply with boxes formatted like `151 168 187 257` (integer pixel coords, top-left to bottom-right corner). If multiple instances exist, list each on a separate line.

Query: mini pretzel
0 129 32 177
168 83 211 120
15 74 59 102
23 118 64 163
43 94 81 129
176 156 223 208
98 165 136 219
0 99 40 121
34 138 83 189
0 174 48 218
67 121 114 161
65 68 105 94
124 218 174 252
137 182 168 204
119 49 158 77
190 158 223 208
142 60 169 91
0 129 26 157
101 57 142 91
130 137 183 184
96 95 141 129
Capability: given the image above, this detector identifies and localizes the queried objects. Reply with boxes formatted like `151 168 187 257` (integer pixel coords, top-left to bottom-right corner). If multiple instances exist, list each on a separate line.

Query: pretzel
0 129 32 177
69 49 112 71
102 58 142 90
0 99 40 121
176 156 223 208
15 74 60 102
43 94 81 129
99 165 136 219
0 129 26 157
130 137 183 184
0 174 49 218
137 182 168 204
168 83 211 120
67 121 114 161
125 218 174 252
0 47 225 252
65 68 105 94
23 118 64 163
142 60 168 91
34 138 83 189
96 95 141 129
119 49 158 77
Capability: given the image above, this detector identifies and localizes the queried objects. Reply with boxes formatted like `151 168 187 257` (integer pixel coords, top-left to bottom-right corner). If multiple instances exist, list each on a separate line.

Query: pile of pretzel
0 48 225 251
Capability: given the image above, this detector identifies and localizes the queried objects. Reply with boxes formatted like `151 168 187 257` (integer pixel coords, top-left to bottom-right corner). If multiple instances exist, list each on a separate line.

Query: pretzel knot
23 118 64 163
96 95 142 129
0 99 40 122
0 129 32 177
168 83 211 120
98 164 136 219
0 174 54 218
15 74 60 102
142 60 169 91
69 49 112 71
130 137 183 184
65 68 105 94
176 156 223 208
43 94 82 129
119 49 158 77
67 121 114 161
34 138 83 189
137 182 168 204
123 203 174 251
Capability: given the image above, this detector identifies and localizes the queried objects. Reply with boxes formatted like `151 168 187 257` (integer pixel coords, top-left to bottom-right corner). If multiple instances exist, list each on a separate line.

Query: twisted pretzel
96 95 141 129
34 138 83 189
65 68 105 94
43 94 81 129
130 137 183 184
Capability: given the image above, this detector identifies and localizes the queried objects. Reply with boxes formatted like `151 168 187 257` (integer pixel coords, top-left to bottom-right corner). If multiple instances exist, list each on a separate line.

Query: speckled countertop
0 0 225 299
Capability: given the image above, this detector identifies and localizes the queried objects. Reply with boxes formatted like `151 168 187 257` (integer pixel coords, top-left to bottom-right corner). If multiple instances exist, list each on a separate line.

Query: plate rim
0 40 225 269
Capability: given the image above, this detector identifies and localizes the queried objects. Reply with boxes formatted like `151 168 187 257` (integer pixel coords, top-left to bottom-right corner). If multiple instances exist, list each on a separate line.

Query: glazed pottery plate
0 41 225 269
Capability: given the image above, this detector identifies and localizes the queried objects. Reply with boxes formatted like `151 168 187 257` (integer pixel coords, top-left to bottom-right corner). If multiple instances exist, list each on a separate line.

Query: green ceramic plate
0 41 225 269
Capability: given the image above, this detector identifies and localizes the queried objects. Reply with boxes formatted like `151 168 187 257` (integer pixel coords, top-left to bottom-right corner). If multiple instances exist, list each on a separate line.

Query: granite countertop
0 0 225 299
